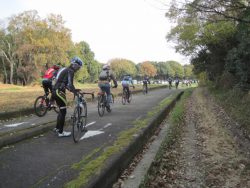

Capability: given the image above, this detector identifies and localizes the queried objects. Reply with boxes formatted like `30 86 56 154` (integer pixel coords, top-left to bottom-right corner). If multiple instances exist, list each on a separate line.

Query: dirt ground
145 88 250 188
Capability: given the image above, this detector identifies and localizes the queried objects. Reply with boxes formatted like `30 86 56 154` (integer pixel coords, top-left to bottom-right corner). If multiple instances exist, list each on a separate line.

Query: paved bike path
0 88 180 188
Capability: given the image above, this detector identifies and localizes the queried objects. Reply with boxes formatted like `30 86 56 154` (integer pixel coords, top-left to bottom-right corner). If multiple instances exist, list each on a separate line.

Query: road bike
142 81 148 95
122 86 134 105
71 90 94 143
97 91 114 117
168 82 173 89
34 89 59 117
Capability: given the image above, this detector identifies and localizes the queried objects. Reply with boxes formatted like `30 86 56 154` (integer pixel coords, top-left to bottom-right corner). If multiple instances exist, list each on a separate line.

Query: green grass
0 83 164 113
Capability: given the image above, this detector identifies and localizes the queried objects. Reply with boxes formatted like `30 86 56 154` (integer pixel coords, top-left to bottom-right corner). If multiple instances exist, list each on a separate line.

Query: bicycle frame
71 91 94 143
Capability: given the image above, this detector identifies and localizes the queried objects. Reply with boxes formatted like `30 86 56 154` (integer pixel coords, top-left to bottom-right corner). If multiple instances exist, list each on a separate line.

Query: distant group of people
43 57 189 137
42 57 150 138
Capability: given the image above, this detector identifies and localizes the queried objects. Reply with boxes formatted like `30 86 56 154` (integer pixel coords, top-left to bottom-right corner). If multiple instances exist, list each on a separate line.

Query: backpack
99 70 110 81
43 68 55 80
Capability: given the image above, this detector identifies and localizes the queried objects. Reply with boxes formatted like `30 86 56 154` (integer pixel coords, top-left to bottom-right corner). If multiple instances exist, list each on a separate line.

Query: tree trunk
1 56 8 83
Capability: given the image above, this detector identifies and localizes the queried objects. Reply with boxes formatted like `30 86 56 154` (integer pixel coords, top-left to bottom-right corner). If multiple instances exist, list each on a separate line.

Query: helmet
71 57 83 67
123 75 130 80
52 65 60 70
102 64 110 70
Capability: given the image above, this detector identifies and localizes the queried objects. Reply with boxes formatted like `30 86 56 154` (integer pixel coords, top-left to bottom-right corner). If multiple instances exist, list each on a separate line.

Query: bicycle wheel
72 104 87 143
97 95 105 117
128 91 132 103
122 91 127 105
110 93 114 104
34 96 48 117
143 85 147 95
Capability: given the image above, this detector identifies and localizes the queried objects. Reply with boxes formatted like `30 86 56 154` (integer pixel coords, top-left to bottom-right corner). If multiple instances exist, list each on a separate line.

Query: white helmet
102 64 110 70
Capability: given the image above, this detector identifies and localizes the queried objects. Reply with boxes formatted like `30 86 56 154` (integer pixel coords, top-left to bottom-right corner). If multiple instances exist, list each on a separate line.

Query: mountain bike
34 90 59 117
97 91 114 117
122 86 134 105
71 90 94 143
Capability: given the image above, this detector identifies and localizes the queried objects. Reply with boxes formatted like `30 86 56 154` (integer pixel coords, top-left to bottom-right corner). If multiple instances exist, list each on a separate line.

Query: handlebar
76 90 95 100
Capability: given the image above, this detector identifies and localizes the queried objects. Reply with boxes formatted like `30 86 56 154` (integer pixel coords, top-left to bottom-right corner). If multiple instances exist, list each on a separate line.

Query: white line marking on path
80 122 112 140
86 121 96 127
103 123 112 129
4 122 27 128
80 130 104 140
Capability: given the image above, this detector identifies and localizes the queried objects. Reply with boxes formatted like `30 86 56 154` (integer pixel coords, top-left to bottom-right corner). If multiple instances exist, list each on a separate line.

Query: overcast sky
0 0 189 64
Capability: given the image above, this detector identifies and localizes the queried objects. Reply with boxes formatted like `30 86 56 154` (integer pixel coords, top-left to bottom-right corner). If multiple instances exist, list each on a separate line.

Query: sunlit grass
0 83 164 113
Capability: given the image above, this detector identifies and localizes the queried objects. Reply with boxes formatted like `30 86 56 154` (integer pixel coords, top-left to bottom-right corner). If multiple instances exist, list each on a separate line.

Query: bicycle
97 90 114 117
142 81 148 95
71 90 94 143
168 82 172 89
34 90 59 117
122 86 134 105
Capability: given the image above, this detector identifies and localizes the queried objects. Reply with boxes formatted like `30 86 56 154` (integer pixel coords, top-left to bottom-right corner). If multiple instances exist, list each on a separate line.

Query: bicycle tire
72 103 87 143
128 91 132 103
110 93 114 104
34 96 48 117
97 95 105 117
122 91 127 105
143 85 147 95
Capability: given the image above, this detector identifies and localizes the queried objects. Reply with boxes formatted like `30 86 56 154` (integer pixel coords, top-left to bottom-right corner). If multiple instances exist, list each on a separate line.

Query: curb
84 91 184 188
0 119 70 149
0 121 56 148
0 108 34 121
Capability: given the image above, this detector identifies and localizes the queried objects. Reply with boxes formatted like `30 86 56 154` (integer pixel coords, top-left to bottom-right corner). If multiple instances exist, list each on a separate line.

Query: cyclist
142 75 150 94
42 64 60 106
53 57 83 137
168 77 173 89
98 64 118 112
175 78 180 89
121 74 134 100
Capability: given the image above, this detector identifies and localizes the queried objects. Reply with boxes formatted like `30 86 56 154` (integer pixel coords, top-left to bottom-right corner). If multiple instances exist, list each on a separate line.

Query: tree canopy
166 0 250 90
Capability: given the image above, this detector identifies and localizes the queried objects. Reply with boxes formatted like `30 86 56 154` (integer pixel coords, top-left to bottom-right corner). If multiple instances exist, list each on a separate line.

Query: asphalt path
0 88 180 188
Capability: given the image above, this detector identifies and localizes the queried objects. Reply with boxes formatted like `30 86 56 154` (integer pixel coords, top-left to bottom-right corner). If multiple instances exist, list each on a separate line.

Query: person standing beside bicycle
121 74 134 99
98 64 118 111
53 57 83 137
42 64 60 106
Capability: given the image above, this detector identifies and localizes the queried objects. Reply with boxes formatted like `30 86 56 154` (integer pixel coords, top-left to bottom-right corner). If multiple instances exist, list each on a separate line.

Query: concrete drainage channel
84 91 184 188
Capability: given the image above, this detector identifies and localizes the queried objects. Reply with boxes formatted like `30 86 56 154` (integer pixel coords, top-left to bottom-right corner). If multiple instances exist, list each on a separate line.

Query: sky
0 0 189 64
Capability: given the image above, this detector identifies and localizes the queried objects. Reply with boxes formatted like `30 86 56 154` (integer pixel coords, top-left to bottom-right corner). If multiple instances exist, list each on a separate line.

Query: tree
139 61 157 77
0 10 73 84
165 0 250 90
109 58 137 79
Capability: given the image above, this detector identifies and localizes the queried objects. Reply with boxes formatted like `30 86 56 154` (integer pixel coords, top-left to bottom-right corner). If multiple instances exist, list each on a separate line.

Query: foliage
0 10 195 85
138 61 157 77
166 0 250 91
109 58 137 79
0 10 100 85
